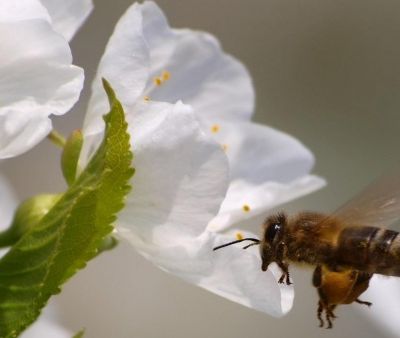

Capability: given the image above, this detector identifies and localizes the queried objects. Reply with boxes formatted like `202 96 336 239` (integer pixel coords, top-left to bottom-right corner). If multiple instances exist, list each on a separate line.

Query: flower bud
0 194 62 247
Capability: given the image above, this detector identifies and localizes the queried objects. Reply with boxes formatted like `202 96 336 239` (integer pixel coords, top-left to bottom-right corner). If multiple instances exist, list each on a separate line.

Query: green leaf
0 79 134 338
61 129 84 186
72 329 85 338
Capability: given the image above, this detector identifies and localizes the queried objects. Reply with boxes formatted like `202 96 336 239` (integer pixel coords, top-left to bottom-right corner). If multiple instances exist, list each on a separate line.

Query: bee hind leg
325 305 337 329
317 301 324 327
316 301 336 328
355 298 372 307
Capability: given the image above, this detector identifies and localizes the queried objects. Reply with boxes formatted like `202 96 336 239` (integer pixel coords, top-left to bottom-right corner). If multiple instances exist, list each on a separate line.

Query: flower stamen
211 124 220 133
236 232 244 240
153 70 171 87
153 77 162 86
162 70 171 81
242 204 251 212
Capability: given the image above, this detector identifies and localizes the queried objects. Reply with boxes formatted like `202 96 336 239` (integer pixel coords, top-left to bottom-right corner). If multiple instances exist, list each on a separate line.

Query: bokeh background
3 0 400 337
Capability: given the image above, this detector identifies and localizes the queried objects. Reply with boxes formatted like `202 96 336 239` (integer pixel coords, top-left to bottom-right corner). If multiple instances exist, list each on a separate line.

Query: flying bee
213 171 400 328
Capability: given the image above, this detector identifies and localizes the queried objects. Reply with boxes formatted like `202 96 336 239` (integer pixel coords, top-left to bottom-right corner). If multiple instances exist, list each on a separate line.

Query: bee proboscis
214 171 400 328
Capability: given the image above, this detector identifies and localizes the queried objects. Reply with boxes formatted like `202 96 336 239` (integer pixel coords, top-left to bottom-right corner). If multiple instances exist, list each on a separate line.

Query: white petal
115 100 229 242
0 0 92 41
140 1 254 122
0 175 17 228
118 227 293 317
84 0 254 138
203 230 294 317
0 113 52 160
0 19 83 158
358 276 400 338
84 3 149 138
0 0 50 22
204 121 326 230
39 0 93 41
207 121 317 183
209 175 326 232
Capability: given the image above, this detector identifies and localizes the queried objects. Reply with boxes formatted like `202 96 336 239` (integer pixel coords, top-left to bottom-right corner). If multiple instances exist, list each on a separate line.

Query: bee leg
325 305 336 329
312 265 322 287
276 243 292 285
326 313 333 329
277 262 292 285
317 300 324 327
355 299 372 307
327 305 337 318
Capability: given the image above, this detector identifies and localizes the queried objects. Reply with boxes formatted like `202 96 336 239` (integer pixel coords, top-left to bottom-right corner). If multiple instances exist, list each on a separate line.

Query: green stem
48 130 66 148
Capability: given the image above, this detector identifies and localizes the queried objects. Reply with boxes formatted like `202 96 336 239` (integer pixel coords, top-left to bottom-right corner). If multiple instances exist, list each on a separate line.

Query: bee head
260 212 287 271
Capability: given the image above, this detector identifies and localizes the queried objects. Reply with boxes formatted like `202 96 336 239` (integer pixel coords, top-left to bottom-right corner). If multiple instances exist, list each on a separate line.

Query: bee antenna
213 238 260 251
242 242 260 250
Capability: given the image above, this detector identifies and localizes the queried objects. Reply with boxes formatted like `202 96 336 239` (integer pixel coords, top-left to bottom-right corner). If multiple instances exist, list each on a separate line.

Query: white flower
39 0 93 41
358 276 400 337
80 1 325 317
0 0 90 159
0 175 71 337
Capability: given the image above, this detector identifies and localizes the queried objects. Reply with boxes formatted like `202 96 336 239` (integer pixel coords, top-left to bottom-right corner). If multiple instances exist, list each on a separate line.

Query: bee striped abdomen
336 226 400 276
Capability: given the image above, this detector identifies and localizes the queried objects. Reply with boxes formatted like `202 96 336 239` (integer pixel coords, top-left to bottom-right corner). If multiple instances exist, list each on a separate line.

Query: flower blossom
0 0 92 159
80 1 326 317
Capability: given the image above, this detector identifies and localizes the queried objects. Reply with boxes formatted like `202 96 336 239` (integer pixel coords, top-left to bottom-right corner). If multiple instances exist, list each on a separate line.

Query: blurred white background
3 0 400 337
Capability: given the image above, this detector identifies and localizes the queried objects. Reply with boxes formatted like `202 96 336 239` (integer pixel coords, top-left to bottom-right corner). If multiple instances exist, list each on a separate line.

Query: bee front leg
276 242 292 285
277 262 292 285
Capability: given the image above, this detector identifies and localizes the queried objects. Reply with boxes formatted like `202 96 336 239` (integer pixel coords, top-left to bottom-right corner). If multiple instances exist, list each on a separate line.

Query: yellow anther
154 77 162 86
236 232 244 240
211 124 220 133
143 96 150 102
221 144 228 152
162 70 171 81
242 204 251 212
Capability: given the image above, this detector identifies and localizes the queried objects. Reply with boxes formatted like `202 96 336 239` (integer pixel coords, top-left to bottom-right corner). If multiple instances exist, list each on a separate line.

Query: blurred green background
3 0 400 337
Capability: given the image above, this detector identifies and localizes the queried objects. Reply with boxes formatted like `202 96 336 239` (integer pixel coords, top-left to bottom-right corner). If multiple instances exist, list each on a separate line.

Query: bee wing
331 171 400 228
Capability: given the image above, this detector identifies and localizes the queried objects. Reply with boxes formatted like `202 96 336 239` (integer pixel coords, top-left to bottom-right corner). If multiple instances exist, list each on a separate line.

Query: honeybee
213 171 400 328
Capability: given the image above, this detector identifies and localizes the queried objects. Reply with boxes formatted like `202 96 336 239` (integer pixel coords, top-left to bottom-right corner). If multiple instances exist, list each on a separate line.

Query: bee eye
266 223 281 242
